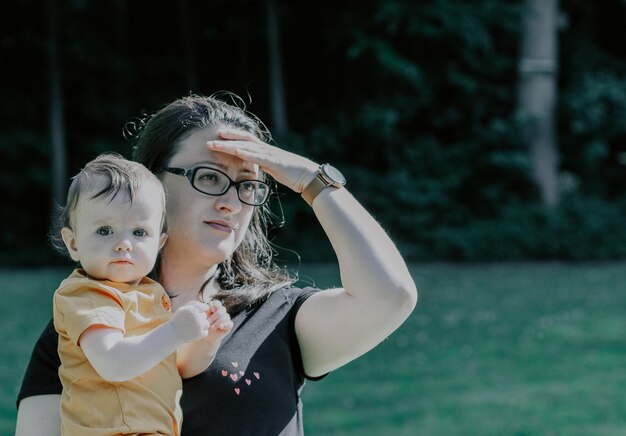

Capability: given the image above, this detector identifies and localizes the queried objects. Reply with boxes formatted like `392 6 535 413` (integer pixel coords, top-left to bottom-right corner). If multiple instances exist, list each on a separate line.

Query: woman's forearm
15 395 61 436
177 341 218 379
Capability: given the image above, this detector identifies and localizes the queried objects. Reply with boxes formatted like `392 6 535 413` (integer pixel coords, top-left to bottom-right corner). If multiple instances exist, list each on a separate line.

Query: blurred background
2 0 626 434
3 0 626 265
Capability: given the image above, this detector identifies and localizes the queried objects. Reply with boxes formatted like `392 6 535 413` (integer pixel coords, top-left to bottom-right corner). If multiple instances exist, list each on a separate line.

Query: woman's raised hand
208 129 319 193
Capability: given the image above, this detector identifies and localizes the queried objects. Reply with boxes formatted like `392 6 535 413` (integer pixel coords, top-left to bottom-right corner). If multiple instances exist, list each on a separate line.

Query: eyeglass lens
193 167 269 205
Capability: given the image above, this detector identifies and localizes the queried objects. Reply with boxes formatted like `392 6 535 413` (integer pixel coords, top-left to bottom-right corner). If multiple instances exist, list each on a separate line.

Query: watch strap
301 174 328 206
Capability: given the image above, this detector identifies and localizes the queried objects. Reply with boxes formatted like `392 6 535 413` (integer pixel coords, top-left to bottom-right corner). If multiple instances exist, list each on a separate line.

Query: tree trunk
48 0 67 208
266 0 288 138
518 0 560 207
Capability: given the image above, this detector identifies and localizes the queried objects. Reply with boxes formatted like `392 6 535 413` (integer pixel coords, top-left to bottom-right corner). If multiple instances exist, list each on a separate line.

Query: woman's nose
214 185 242 213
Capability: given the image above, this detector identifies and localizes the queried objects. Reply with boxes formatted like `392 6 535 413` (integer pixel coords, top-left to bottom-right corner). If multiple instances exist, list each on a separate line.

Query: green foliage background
2 0 626 265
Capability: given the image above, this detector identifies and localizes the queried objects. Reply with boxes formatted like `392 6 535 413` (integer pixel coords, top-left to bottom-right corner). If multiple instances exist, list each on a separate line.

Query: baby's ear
61 227 80 262
159 233 168 251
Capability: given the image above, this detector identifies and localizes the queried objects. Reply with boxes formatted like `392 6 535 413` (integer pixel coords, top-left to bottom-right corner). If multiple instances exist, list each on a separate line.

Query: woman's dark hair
128 93 294 312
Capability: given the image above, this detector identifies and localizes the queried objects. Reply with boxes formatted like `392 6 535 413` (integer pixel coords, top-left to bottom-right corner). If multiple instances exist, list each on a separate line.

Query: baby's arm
177 300 233 379
80 302 210 382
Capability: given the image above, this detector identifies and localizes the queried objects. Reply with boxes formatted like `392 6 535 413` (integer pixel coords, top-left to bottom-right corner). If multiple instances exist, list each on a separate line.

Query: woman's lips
205 220 234 233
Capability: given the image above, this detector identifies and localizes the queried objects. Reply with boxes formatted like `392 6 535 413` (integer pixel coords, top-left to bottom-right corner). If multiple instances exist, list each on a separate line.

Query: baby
52 153 231 435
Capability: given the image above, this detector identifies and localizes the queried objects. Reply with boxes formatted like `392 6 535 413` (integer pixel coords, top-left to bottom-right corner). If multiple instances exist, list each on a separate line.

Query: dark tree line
2 0 626 266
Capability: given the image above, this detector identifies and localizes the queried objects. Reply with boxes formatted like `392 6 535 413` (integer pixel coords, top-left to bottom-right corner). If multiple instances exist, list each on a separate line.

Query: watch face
321 164 346 187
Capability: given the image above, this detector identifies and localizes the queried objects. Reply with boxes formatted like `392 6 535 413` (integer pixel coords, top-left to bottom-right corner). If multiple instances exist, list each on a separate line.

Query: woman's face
160 127 259 267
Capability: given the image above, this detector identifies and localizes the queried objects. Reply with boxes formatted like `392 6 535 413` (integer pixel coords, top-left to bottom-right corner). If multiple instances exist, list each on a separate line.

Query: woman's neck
158 253 219 310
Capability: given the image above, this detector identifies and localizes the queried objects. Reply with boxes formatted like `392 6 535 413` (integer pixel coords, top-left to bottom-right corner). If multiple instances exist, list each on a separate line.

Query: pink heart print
253 372 260 379
245 379 251 385
231 362 239 368
221 370 228 377
230 373 238 381
234 388 240 395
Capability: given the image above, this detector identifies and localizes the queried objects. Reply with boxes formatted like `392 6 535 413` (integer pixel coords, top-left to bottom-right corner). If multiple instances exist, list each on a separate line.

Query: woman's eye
133 229 147 237
240 182 256 192
198 171 220 183
96 227 112 236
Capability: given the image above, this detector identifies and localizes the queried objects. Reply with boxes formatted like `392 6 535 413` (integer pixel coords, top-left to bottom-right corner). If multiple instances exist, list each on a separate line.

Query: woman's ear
61 227 80 262
159 233 168 251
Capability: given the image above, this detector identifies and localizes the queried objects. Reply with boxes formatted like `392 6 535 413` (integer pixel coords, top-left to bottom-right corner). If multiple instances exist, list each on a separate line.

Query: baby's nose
115 239 132 251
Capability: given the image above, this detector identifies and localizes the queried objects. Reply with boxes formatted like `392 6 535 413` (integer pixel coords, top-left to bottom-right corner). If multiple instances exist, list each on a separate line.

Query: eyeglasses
162 166 271 206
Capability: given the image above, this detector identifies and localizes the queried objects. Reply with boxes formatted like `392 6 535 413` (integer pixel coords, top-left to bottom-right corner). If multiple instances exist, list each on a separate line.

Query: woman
16 94 417 435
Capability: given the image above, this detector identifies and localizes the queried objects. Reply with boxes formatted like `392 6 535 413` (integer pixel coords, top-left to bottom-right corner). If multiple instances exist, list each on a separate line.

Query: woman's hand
197 300 233 350
15 395 61 436
206 300 233 336
176 300 233 379
207 129 319 193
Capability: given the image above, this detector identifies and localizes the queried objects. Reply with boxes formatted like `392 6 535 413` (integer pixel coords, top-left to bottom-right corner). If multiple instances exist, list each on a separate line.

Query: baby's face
62 183 166 284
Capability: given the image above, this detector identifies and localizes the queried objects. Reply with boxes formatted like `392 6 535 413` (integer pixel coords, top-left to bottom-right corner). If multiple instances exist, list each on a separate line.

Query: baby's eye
96 227 113 236
133 229 147 237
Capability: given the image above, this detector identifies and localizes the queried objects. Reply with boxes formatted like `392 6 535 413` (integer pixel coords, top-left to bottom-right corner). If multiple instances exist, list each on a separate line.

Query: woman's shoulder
259 285 322 325
271 284 321 307
231 285 320 320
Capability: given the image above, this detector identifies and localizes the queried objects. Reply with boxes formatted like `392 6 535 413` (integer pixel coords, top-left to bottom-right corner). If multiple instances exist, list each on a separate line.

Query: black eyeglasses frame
162 166 271 206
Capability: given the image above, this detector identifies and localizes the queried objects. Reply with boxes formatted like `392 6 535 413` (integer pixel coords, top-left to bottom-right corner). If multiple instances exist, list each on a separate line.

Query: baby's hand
170 301 210 342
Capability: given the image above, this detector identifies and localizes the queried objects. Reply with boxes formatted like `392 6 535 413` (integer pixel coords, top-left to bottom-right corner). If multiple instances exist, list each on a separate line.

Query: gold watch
301 163 346 206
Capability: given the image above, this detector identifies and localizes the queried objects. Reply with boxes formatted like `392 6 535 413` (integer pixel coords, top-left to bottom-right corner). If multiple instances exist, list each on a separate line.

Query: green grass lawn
2 263 626 435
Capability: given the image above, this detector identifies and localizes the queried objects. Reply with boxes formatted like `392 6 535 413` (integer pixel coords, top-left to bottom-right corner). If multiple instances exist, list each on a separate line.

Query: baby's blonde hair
50 153 166 257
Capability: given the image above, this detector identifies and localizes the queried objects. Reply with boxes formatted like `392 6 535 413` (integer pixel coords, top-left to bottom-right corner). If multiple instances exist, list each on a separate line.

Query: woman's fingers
208 138 271 162
205 300 232 331
207 130 318 192
217 128 264 145
216 320 234 332
206 299 223 314
207 141 267 167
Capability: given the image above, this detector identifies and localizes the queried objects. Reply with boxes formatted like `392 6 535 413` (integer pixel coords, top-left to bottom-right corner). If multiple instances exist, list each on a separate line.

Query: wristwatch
301 163 346 206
